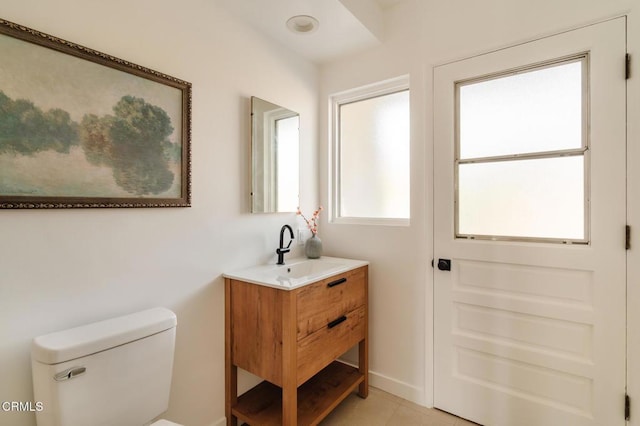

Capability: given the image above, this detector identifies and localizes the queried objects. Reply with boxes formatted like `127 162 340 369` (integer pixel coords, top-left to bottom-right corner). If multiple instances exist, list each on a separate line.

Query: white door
433 18 627 426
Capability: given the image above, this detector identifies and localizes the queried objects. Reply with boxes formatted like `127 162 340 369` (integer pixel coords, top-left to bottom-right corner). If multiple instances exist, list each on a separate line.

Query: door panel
434 18 626 426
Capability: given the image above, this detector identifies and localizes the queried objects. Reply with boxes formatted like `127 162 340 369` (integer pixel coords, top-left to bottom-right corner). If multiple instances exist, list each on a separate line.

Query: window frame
329 75 411 226
454 54 591 244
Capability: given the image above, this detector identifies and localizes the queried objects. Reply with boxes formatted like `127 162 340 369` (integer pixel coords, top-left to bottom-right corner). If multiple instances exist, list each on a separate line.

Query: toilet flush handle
54 366 86 381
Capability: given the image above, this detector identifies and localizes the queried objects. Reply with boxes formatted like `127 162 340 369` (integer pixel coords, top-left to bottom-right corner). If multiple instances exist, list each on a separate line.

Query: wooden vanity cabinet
225 265 368 425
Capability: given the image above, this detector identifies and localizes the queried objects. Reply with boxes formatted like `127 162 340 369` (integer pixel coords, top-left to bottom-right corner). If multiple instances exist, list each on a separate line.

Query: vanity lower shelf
232 361 364 426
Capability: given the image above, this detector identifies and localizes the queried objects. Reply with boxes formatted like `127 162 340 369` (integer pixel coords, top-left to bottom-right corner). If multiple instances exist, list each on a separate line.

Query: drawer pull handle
327 278 347 288
327 315 347 329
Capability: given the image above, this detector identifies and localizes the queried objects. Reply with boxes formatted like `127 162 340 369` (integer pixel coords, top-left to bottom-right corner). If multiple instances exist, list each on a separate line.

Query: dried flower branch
297 206 323 235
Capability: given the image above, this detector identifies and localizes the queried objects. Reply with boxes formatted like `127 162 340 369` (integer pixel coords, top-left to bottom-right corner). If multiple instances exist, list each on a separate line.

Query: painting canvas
0 19 191 208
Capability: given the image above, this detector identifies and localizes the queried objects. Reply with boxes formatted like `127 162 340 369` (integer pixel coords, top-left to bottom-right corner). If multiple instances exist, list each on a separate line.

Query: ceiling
216 0 405 64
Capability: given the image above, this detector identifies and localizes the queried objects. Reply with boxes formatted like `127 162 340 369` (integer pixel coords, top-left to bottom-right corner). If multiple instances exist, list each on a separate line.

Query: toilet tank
31 307 177 426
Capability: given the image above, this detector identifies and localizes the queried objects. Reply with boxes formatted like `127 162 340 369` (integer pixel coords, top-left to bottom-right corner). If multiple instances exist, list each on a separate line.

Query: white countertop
223 256 369 290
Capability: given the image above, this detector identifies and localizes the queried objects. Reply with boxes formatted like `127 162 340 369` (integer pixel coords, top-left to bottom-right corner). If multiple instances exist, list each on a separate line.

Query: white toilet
31 307 182 426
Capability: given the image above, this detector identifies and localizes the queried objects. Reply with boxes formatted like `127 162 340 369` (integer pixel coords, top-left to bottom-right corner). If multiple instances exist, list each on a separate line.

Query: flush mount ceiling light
286 15 319 34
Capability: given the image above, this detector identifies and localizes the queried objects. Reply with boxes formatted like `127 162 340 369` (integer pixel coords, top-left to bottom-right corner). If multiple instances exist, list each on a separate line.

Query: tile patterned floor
319 387 480 426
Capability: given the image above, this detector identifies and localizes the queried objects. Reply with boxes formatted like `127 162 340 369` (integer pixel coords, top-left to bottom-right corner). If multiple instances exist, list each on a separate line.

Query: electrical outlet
297 228 312 245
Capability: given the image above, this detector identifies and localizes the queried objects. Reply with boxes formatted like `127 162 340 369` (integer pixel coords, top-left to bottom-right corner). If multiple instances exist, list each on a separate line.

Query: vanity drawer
296 267 366 340
296 305 365 386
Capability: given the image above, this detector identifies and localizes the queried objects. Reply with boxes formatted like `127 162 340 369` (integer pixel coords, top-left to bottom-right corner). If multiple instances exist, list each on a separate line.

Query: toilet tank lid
31 307 177 365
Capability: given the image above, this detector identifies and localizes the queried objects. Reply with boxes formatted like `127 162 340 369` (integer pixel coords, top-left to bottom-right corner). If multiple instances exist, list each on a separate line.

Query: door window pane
459 60 583 159
458 157 585 240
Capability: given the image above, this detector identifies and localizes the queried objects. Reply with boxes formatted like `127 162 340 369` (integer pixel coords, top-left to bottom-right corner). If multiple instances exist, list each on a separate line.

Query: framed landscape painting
0 18 191 208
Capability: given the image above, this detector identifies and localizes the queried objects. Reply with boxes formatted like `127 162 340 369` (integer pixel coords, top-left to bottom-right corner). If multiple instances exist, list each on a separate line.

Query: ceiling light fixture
286 15 319 34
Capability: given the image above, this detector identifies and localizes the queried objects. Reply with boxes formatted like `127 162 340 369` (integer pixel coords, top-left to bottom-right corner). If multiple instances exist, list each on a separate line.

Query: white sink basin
275 260 343 279
223 256 368 289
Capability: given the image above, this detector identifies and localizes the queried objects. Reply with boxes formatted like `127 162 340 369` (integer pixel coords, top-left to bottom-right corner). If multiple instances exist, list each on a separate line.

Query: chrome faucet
276 224 294 265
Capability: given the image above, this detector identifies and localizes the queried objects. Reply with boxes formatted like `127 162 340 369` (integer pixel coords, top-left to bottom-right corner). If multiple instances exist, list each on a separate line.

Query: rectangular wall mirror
251 96 300 213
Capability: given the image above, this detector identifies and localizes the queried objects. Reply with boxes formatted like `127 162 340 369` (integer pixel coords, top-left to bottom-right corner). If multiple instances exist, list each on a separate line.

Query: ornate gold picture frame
0 18 191 208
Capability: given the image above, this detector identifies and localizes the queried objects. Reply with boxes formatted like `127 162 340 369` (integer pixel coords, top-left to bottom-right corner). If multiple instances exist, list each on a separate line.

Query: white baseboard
336 359 427 407
368 369 426 407
210 417 227 426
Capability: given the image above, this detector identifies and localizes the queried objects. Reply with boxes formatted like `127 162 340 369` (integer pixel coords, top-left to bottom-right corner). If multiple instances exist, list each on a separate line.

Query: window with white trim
330 76 410 225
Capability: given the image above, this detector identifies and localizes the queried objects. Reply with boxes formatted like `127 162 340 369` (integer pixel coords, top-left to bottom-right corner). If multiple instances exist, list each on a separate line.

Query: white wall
320 0 636 408
0 1 318 425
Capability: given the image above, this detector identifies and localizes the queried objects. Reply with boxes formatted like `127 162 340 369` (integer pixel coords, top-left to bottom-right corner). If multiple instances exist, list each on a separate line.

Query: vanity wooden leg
225 279 238 426
282 291 298 425
225 364 237 425
358 338 369 398
358 272 369 398
282 382 297 426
